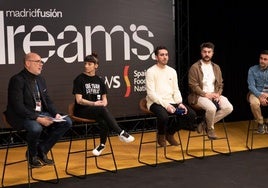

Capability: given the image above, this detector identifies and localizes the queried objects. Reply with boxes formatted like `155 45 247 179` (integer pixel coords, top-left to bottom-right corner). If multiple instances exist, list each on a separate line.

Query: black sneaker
30 156 43 168
26 152 43 168
92 144 105 156
37 152 54 166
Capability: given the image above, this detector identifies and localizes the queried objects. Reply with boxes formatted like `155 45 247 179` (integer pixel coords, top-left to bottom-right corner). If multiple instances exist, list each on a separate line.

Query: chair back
2 112 12 129
68 103 95 123
139 98 153 114
68 103 75 117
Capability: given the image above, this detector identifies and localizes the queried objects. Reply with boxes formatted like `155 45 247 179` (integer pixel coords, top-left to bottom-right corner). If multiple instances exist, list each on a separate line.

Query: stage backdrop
0 0 175 127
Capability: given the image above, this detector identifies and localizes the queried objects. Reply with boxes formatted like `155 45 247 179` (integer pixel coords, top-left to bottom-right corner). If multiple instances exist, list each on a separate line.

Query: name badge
35 101 41 112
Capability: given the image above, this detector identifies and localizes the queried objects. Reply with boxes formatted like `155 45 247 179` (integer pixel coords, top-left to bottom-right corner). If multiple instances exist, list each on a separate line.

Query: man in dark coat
5 52 72 168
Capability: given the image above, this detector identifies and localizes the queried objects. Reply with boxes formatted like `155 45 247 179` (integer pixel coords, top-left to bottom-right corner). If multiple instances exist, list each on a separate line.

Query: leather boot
157 134 166 147
37 147 54 165
38 152 54 166
26 151 43 168
166 133 179 146
206 128 218 140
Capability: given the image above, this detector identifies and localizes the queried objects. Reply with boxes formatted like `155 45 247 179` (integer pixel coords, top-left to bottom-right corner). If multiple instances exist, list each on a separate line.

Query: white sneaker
119 130 135 143
92 144 105 156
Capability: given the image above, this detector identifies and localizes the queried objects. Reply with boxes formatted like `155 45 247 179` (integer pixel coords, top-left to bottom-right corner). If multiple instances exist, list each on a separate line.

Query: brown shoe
196 121 206 134
165 134 179 146
157 134 166 147
206 128 218 140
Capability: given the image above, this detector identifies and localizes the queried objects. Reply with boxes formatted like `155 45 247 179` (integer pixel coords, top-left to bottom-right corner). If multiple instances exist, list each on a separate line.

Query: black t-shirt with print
73 73 107 110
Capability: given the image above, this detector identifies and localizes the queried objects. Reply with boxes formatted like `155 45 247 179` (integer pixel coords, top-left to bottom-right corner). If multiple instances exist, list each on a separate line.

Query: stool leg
211 121 231 155
246 120 254 150
186 129 205 159
186 121 231 158
30 149 59 184
164 130 185 162
1 132 11 188
185 130 192 156
137 117 158 167
1 131 30 188
164 116 185 162
202 129 206 158
26 149 31 188
94 135 118 173
65 123 89 179
65 122 117 178
87 125 117 173
137 121 145 164
84 124 88 177
65 127 77 177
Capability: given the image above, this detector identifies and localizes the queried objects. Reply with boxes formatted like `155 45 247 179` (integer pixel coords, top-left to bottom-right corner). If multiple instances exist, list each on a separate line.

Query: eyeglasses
27 59 44 64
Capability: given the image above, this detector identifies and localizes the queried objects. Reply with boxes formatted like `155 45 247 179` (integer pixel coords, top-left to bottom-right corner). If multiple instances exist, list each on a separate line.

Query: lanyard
34 80 41 101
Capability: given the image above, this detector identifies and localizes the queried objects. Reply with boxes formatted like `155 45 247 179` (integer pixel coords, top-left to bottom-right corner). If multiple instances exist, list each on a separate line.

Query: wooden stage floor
1 120 268 187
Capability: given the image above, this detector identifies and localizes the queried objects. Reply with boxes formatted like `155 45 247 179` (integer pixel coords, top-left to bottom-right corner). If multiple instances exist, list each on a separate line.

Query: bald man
5 52 72 168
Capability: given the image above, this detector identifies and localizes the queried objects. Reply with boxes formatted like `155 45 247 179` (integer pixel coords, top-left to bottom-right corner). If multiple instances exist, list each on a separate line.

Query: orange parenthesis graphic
123 65 131 97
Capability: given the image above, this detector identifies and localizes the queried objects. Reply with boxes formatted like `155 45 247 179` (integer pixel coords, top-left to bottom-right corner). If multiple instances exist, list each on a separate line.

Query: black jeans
74 106 123 144
150 103 196 135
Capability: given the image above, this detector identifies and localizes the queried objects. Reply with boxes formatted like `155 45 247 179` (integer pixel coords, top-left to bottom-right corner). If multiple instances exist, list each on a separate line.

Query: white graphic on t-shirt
85 83 100 94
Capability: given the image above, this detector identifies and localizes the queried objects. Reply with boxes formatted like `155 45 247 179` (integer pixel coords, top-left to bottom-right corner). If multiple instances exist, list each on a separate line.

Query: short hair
84 52 99 64
154 46 168 56
260 50 268 55
23 52 38 64
200 42 215 51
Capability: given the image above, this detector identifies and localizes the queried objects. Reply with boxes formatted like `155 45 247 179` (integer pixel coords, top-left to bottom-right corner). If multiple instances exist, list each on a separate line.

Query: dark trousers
150 103 196 135
74 106 122 144
23 112 72 157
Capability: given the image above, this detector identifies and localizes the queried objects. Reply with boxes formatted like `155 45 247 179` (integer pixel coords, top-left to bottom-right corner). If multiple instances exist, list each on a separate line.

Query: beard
260 63 268 70
202 56 211 62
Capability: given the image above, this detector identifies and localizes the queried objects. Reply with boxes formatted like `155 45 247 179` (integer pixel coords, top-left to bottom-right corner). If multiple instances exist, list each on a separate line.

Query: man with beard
247 50 268 134
188 42 233 139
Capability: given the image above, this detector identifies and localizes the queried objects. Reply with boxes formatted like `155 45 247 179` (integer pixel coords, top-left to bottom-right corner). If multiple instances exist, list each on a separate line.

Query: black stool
137 98 185 167
1 112 59 188
246 106 268 151
65 103 117 178
186 109 231 159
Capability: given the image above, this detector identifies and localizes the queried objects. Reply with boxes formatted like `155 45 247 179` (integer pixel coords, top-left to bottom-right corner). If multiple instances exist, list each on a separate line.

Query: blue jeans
23 112 72 156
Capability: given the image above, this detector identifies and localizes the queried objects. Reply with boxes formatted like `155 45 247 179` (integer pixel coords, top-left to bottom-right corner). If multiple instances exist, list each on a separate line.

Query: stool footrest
186 120 231 159
138 115 185 167
65 123 117 178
